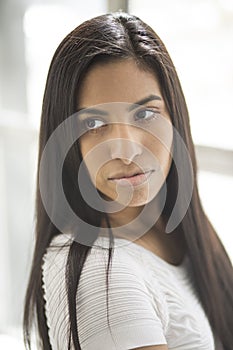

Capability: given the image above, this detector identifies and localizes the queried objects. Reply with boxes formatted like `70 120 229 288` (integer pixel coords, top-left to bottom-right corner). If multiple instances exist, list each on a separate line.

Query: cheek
79 140 94 181
79 136 89 159
79 139 106 187
149 140 171 165
147 121 173 154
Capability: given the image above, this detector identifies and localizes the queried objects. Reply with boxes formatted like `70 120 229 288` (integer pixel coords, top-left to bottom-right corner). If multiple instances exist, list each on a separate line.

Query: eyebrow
128 94 162 111
77 94 162 116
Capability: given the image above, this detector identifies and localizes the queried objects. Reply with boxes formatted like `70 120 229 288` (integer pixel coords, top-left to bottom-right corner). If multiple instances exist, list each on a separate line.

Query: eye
83 118 107 133
134 108 159 122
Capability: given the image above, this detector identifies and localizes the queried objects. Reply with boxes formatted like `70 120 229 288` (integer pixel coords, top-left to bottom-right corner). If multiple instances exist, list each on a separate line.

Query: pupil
138 111 145 118
88 120 95 128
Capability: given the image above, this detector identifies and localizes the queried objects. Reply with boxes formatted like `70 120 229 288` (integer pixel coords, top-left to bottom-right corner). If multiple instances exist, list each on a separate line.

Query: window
129 0 233 261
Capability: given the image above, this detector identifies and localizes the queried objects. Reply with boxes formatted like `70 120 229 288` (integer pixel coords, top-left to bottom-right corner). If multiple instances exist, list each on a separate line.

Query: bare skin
77 59 186 266
130 345 168 350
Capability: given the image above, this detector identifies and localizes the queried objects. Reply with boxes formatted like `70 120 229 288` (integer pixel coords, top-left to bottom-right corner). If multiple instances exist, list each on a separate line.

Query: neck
99 195 166 241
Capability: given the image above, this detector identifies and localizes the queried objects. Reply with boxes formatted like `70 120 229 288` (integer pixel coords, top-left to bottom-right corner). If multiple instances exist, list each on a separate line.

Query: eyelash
135 108 159 123
82 108 160 134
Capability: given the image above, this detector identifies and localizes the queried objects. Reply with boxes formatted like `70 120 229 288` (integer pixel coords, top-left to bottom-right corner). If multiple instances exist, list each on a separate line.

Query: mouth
108 170 155 187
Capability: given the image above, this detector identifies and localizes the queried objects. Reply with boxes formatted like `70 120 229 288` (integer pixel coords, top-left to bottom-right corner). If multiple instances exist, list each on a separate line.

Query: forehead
77 59 162 108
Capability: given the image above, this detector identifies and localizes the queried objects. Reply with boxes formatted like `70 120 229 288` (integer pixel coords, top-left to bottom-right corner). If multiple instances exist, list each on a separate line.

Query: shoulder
42 234 148 293
42 234 168 301
42 234 71 282
42 234 169 349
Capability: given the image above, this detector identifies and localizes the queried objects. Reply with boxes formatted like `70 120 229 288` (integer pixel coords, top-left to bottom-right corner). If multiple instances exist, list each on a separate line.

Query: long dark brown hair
23 12 233 349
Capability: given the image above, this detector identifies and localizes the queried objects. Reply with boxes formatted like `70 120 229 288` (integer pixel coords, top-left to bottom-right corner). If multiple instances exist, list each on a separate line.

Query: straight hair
23 12 233 349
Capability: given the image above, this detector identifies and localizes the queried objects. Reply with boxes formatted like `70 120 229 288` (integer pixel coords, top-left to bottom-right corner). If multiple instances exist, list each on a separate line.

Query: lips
109 169 152 180
109 172 142 180
108 170 155 187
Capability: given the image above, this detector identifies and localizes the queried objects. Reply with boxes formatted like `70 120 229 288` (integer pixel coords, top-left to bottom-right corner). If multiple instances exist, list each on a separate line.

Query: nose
109 124 142 164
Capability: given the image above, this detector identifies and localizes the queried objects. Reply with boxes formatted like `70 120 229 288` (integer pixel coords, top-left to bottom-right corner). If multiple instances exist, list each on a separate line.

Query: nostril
109 139 143 162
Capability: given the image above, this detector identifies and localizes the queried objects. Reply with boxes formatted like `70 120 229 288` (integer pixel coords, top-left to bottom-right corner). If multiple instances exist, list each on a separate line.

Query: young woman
23 12 233 350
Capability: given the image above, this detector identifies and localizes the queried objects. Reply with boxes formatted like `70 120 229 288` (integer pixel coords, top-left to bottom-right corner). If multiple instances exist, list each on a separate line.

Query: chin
118 188 159 208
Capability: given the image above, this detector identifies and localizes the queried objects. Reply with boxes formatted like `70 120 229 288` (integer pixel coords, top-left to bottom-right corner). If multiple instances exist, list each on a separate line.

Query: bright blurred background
0 0 232 347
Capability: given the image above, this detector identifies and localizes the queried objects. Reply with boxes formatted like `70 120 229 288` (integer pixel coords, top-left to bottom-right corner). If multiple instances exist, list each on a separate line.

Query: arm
130 346 168 350
42 243 169 350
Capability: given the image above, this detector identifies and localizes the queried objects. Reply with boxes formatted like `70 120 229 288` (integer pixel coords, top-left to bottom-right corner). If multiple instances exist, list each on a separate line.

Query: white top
42 234 218 350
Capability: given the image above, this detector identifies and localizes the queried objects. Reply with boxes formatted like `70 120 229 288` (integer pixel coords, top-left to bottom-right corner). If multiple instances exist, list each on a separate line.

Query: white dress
42 234 218 350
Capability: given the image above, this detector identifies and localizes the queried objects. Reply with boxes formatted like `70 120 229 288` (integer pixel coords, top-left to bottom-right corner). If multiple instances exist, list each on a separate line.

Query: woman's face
77 59 173 208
